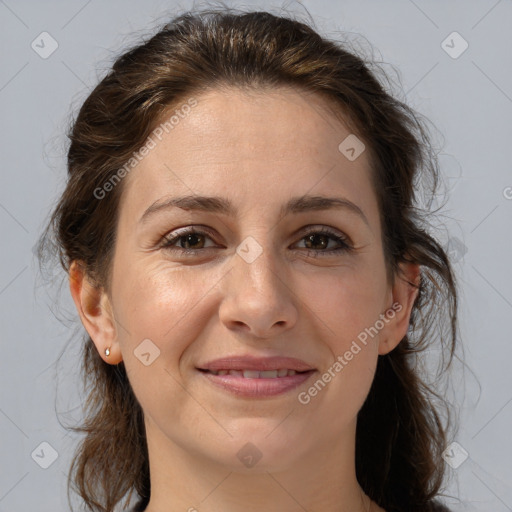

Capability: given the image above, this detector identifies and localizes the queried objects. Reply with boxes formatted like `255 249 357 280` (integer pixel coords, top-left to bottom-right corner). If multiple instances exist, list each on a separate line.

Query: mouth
197 368 311 378
196 368 316 397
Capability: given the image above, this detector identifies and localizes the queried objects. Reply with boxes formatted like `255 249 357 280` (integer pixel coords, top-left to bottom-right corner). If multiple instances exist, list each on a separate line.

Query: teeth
207 368 303 378
260 370 278 378
243 370 261 379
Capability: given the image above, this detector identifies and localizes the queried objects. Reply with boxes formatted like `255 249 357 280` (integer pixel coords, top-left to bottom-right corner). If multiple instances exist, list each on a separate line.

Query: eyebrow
139 194 370 227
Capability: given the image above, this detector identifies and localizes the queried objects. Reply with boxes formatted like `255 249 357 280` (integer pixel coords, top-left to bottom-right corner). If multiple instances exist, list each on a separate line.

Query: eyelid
160 225 218 248
298 225 352 245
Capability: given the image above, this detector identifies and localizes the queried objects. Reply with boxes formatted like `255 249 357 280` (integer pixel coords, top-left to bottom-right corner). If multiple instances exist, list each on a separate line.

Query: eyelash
160 226 353 257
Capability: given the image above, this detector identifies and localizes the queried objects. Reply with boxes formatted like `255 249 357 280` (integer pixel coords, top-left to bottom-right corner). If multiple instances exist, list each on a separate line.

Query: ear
68 260 123 364
378 260 421 356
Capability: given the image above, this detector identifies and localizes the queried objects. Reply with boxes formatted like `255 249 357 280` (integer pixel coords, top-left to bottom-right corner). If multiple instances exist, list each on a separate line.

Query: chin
200 426 309 472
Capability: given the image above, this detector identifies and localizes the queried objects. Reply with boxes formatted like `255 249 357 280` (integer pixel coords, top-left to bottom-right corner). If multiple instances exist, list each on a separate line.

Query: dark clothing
130 498 451 511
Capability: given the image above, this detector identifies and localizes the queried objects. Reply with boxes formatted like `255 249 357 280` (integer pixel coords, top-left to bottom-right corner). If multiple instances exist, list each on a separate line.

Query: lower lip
198 369 316 398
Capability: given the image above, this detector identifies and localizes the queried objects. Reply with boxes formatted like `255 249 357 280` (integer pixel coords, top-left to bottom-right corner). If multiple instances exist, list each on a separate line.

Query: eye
160 226 354 257
292 227 353 256
161 227 217 255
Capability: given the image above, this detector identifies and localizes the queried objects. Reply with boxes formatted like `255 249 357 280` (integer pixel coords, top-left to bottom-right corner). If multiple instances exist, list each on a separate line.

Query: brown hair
37 6 460 512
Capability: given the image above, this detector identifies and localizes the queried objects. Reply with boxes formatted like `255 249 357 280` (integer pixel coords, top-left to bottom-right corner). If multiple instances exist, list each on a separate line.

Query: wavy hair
37 6 460 512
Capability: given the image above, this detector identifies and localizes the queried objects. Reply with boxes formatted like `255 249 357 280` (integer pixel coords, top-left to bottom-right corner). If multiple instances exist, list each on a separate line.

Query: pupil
183 234 202 249
306 234 327 250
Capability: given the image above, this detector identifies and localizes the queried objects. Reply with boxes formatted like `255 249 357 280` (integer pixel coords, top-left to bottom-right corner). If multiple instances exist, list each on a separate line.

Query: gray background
1 0 511 511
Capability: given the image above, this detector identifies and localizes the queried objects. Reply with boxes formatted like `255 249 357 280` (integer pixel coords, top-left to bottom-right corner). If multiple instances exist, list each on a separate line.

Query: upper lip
197 356 316 372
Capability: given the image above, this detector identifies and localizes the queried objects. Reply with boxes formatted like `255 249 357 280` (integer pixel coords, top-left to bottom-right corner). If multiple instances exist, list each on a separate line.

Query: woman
38 7 458 512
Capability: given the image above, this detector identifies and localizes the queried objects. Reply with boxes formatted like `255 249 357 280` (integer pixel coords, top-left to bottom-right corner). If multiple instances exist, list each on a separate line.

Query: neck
141 416 384 512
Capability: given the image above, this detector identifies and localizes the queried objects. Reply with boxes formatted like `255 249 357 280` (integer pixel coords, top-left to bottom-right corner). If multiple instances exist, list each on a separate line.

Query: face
75 86 418 472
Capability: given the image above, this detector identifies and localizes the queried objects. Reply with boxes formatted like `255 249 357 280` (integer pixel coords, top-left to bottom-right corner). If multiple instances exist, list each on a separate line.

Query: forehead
152 86 359 163
118 86 378 227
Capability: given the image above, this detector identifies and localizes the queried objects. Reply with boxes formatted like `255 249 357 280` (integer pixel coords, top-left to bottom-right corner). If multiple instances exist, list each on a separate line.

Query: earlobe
378 261 421 356
68 261 123 364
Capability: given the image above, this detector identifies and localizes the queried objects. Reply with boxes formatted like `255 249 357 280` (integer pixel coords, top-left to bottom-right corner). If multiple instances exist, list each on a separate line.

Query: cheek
299 274 381 412
298 269 384 404
112 260 220 418
114 260 216 345
302 266 387 346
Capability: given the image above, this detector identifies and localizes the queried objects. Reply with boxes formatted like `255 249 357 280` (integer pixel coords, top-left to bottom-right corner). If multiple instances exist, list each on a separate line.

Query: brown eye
175 233 205 249
161 228 217 255
294 228 353 256
160 226 353 258
304 233 330 250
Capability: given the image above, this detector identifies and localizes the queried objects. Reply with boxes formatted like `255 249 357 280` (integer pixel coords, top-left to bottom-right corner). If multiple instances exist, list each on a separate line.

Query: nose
218 238 299 339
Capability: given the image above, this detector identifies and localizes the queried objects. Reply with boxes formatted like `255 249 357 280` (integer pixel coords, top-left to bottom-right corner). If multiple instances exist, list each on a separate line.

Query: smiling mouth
197 367 316 398
198 368 312 378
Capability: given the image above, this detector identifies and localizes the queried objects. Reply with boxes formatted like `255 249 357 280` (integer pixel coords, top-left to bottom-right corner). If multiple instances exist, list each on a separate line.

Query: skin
69 85 420 512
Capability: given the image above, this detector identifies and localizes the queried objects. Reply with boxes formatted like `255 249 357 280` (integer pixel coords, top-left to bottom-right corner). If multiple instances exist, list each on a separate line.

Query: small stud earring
105 347 111 357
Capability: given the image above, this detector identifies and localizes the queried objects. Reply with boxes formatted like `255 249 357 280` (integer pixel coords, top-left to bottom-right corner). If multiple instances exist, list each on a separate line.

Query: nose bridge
218 231 298 336
234 233 282 295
